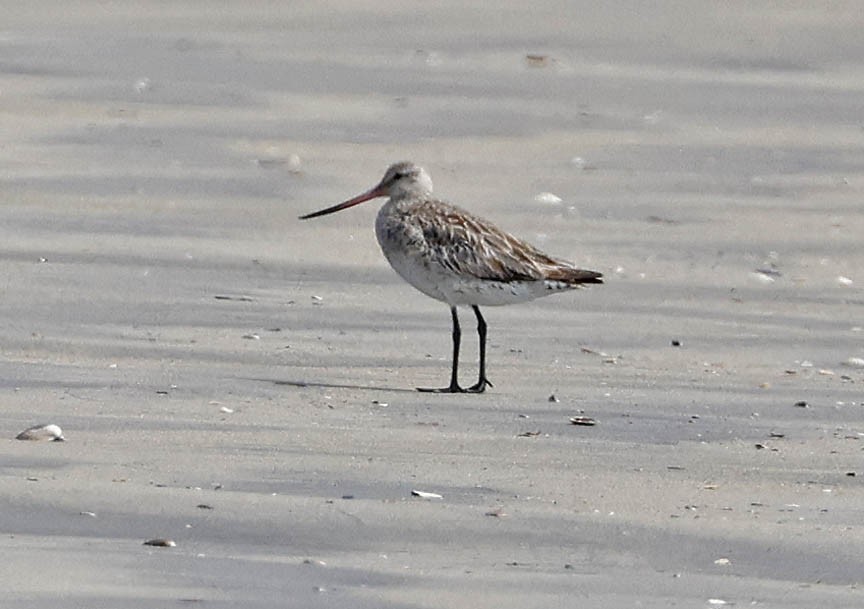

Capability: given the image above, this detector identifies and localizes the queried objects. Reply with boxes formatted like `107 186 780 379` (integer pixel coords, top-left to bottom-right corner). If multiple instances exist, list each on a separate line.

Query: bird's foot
416 377 493 394
466 377 493 393
417 384 465 393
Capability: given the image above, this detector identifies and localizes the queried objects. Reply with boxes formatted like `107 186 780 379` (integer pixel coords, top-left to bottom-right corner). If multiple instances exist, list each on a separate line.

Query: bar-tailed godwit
300 162 603 393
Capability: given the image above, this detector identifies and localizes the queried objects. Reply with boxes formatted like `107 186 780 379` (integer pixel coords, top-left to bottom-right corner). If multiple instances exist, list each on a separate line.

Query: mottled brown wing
413 200 602 285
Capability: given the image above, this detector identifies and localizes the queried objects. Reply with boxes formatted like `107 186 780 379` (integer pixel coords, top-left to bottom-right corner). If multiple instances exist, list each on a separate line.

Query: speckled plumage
300 162 603 393
376 193 601 306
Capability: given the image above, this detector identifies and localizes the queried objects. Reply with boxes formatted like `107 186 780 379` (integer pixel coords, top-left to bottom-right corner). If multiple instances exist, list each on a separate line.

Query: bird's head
299 162 433 220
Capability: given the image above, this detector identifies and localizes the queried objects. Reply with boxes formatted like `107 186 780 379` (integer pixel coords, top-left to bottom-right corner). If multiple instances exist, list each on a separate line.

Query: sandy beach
2 2 864 607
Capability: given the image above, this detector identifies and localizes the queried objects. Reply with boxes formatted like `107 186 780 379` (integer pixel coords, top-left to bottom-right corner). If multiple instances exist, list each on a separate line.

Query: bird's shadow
243 377 419 393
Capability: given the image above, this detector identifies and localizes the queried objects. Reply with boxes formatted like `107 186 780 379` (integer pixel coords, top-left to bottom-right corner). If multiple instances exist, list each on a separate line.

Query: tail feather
546 267 603 285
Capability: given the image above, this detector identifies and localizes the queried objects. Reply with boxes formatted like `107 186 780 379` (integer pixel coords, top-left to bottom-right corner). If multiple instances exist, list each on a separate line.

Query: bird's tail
547 267 603 285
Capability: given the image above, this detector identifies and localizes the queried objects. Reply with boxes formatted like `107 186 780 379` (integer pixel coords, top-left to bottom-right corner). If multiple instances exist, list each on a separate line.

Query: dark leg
417 306 465 393
466 305 493 393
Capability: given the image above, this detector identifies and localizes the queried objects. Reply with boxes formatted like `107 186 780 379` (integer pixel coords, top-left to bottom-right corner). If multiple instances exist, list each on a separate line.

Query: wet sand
2 2 864 607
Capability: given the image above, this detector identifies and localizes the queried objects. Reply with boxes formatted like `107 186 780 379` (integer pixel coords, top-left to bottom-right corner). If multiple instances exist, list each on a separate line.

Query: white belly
377 239 570 306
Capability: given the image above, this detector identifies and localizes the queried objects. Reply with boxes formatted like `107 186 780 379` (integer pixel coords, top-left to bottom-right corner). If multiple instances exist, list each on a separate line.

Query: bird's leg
466 305 493 393
417 306 465 393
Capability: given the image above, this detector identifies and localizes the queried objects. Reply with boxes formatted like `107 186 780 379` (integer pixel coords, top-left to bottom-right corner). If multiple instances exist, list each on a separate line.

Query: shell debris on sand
411 490 443 499
845 357 864 368
16 424 65 441
143 538 176 547
534 191 563 205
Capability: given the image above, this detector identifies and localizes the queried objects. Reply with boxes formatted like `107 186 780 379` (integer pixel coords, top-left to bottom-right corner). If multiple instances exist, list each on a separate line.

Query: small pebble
794 401 809 408
525 53 551 67
214 295 254 302
671 340 681 347
845 357 864 368
569 416 596 426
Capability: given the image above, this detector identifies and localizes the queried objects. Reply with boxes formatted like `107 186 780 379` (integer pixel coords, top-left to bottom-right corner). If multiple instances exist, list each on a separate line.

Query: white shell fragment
750 271 776 284
534 192 563 205
411 490 443 499
134 76 151 94
844 357 864 368
286 153 302 173
16 424 65 442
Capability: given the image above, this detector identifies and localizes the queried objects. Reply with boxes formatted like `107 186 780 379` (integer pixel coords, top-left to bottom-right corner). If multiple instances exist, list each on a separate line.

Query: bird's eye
393 172 405 179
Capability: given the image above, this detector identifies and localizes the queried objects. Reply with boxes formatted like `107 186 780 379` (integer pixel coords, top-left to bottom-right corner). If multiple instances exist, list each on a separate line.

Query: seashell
534 192 563 205
16 424 65 442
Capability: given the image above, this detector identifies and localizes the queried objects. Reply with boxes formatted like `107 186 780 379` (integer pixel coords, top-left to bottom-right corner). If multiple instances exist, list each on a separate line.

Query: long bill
299 186 385 220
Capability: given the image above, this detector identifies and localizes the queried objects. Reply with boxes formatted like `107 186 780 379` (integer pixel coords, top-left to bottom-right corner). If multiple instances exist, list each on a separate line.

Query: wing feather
408 200 602 285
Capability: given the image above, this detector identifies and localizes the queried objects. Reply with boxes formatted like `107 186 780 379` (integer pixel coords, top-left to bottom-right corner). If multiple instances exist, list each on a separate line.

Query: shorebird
300 162 603 393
